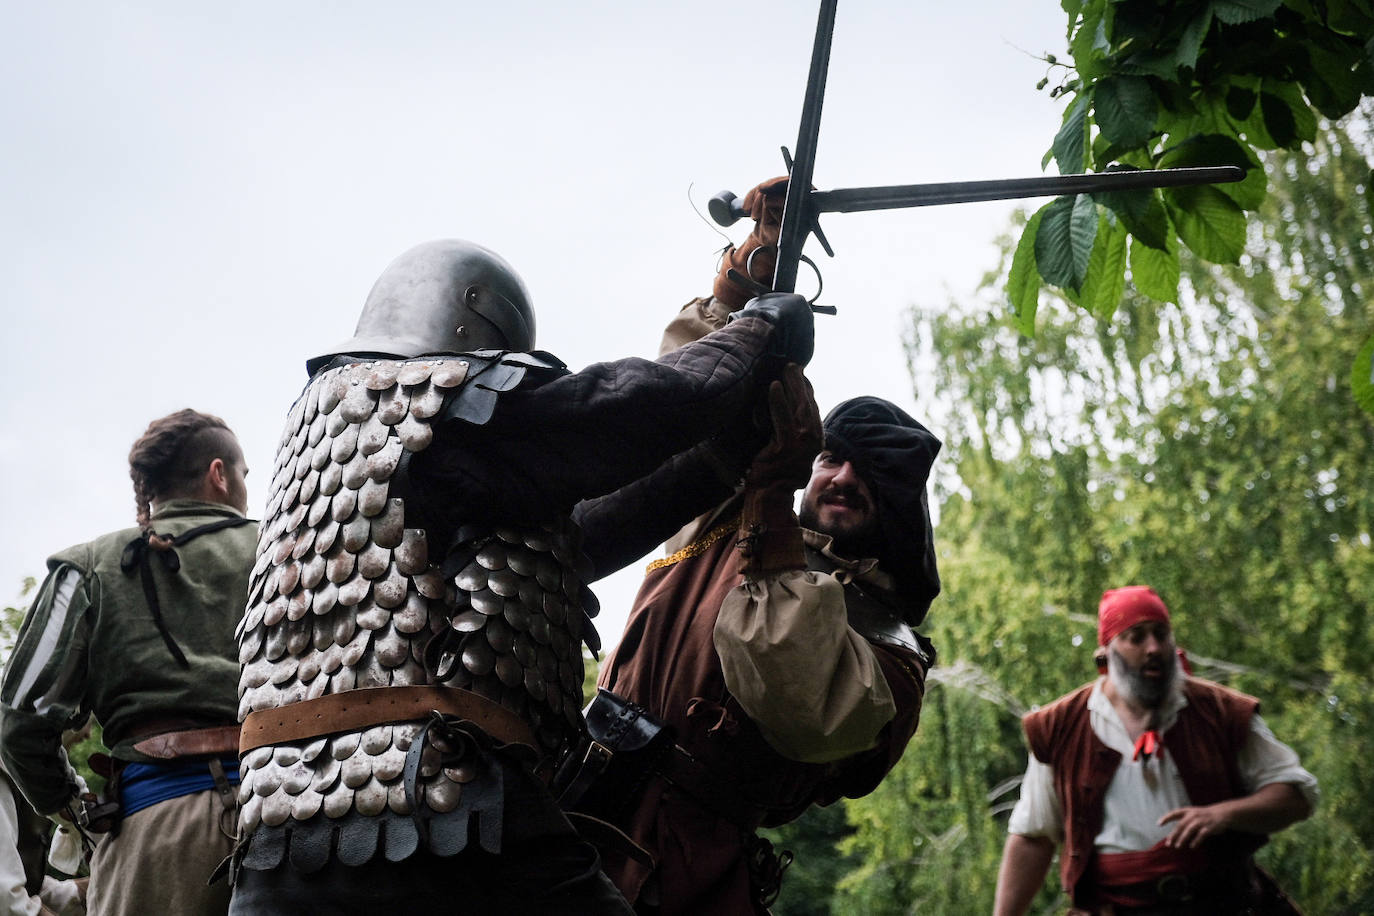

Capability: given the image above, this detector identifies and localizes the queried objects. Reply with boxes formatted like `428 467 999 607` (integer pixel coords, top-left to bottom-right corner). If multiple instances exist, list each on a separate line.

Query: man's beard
1108 646 1182 710
799 491 882 560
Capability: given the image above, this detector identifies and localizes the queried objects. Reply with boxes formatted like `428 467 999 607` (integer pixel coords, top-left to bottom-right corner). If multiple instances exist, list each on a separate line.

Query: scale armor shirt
235 355 595 863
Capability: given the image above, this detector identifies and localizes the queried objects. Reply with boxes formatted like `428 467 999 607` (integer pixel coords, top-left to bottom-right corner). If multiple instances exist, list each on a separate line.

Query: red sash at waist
1095 839 1208 885
1092 840 1210 907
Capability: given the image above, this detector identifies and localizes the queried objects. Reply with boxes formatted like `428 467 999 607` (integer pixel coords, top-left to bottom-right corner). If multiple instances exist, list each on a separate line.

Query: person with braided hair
1 408 257 915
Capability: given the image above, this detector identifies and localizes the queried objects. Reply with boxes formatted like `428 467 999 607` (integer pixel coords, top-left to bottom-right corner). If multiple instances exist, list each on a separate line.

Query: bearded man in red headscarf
993 586 1317 916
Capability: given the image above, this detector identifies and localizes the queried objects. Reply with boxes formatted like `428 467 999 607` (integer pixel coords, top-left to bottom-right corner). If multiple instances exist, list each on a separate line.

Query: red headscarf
1098 585 1170 646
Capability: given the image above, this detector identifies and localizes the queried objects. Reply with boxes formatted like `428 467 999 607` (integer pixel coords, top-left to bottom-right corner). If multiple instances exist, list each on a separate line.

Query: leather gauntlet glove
729 291 815 368
713 176 789 309
737 364 822 578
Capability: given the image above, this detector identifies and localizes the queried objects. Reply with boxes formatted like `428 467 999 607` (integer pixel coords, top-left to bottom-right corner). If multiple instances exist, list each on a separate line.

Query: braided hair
127 409 235 529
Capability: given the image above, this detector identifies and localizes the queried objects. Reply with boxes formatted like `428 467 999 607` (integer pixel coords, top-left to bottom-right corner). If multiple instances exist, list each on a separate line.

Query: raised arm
710 365 899 762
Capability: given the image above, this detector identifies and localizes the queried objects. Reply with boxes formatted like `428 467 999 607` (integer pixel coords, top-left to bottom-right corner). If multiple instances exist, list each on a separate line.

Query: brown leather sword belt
238 685 539 757
127 719 242 759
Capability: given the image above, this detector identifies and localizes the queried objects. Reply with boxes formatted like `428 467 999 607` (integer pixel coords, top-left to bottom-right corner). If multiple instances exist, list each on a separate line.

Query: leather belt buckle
583 740 613 770
1155 873 1193 903
554 740 614 806
79 798 121 834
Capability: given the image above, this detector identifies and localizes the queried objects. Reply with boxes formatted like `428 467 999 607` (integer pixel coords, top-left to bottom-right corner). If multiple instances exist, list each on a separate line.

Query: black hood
822 396 941 625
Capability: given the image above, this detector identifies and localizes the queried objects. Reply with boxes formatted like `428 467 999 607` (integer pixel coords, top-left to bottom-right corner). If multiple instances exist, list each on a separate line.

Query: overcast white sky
1 2 1068 647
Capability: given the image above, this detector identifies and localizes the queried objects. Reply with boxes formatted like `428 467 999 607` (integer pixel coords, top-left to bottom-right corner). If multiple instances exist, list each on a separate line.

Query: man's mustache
820 485 870 510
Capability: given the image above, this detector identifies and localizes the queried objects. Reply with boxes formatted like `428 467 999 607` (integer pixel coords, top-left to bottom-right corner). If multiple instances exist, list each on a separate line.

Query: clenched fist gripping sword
709 0 1243 314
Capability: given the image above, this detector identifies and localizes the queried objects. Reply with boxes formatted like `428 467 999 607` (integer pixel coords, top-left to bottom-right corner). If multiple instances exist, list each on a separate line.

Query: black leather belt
1096 871 1222 914
656 744 769 833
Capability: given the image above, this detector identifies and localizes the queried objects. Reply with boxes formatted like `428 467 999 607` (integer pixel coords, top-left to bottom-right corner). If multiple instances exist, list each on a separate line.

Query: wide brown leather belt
132 724 241 759
238 685 539 756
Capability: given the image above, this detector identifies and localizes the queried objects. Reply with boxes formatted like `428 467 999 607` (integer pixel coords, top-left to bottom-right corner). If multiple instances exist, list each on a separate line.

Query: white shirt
0 771 43 916
1007 678 1319 853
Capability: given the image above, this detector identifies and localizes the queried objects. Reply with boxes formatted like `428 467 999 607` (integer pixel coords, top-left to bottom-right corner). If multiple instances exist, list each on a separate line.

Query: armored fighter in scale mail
228 239 813 914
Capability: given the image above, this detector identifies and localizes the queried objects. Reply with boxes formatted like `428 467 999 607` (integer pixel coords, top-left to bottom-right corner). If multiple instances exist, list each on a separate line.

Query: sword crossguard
709 187 835 261
728 250 834 315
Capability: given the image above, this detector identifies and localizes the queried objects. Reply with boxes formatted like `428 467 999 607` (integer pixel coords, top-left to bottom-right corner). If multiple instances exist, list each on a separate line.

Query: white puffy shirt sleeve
713 569 897 764
1006 754 1065 842
1239 713 1319 809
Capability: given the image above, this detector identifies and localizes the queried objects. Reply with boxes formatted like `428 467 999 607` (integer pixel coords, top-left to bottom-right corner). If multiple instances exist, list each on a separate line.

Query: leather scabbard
238 685 539 756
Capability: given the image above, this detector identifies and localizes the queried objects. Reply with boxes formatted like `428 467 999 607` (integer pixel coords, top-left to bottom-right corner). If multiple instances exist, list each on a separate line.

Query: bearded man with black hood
562 179 942 915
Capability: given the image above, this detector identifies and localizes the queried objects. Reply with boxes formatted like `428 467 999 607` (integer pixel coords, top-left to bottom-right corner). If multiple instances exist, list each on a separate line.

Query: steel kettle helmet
306 239 535 375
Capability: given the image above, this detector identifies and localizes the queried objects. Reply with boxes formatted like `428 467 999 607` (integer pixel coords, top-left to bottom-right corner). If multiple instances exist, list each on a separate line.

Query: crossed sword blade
708 0 1244 306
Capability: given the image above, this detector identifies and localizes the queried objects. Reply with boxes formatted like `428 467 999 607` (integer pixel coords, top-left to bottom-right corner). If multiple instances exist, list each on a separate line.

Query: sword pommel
708 191 747 227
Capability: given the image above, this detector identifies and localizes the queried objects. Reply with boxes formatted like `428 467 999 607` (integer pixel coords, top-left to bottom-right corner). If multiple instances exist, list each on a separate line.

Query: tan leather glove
713 176 790 309
737 363 822 577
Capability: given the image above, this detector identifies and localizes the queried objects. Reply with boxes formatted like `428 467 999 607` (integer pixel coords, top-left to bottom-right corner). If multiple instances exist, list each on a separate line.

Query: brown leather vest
1022 677 1261 904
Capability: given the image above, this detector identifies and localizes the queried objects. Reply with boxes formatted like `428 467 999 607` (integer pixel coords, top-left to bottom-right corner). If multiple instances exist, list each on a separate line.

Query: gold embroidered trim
645 515 741 572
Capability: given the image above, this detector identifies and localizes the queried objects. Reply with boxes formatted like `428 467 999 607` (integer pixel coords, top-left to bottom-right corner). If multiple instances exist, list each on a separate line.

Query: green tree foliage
1013 0 1374 387
773 117 1372 914
582 646 601 707
765 803 861 916
1 578 37 660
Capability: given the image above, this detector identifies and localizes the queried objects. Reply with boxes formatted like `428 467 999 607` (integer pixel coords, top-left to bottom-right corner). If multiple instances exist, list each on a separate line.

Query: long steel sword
709 0 1244 307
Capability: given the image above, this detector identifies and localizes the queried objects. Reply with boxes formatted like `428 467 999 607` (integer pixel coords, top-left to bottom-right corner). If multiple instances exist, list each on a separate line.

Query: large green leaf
1079 211 1129 318
1158 133 1254 170
1158 134 1265 210
1035 195 1098 290
1034 197 1077 289
1213 0 1285 23
1128 232 1181 302
1301 37 1366 117
1275 81 1319 142
1091 132 1131 172
1118 49 1182 79
1070 2 1113 80
1175 8 1214 70
1164 184 1248 262
1281 0 1320 15
1225 85 1257 120
1328 0 1374 34
1352 333 1374 415
1218 165 1269 213
1094 76 1158 147
1260 91 1299 147
1159 95 1231 150
1009 208 1046 336
1094 175 1171 251
1054 94 1091 174
1232 86 1281 149
1070 193 1099 277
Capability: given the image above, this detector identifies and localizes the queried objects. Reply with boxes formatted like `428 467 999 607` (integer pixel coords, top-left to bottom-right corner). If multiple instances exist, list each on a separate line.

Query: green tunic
0 499 256 814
